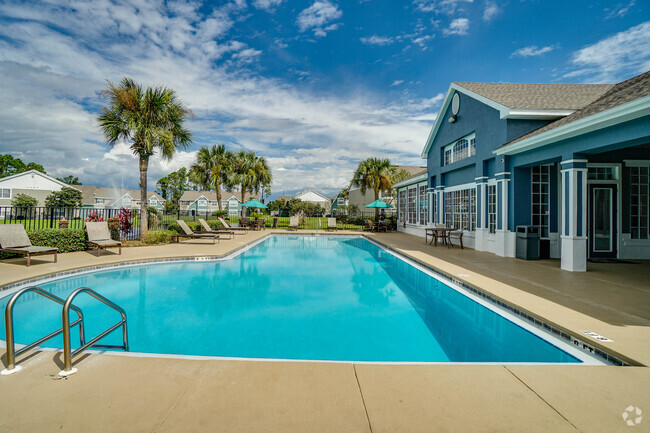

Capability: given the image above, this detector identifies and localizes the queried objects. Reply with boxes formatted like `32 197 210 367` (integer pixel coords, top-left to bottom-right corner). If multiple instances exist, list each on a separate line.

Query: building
0 170 77 207
348 165 426 211
294 190 332 214
396 71 650 271
329 191 349 216
76 186 166 211
179 190 256 216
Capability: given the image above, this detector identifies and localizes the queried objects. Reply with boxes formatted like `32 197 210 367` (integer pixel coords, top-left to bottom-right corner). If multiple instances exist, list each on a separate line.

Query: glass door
589 184 617 258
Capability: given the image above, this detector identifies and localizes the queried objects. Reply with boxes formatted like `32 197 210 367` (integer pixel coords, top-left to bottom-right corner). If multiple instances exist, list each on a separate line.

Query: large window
532 165 551 238
444 188 476 230
1 188 11 199
631 166 649 239
418 184 428 225
488 184 496 233
408 187 417 224
399 189 407 221
443 133 476 166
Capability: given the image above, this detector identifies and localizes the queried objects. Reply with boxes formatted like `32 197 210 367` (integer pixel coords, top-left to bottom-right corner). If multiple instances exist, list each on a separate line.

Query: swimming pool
0 236 602 364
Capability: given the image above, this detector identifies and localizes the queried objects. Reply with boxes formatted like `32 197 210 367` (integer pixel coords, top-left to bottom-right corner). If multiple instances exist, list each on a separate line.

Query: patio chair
257 218 266 230
197 219 235 239
172 220 220 244
0 224 57 267
217 217 248 234
448 227 464 249
86 221 122 257
376 220 388 232
288 216 299 230
363 219 374 232
327 217 337 231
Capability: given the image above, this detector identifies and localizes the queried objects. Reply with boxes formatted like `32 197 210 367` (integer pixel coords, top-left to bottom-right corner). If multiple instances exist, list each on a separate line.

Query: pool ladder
2 286 129 376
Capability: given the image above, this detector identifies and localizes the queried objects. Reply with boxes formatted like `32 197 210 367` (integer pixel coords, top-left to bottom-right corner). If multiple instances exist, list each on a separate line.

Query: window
588 166 619 181
221 200 229 209
631 166 649 239
442 133 476 166
149 199 157 205
337 197 345 205
198 199 208 206
95 198 106 204
418 184 427 225
444 188 476 230
532 165 550 238
210 200 219 206
1 188 11 199
488 184 496 233
122 197 131 206
180 201 190 206
408 187 417 224
399 189 407 221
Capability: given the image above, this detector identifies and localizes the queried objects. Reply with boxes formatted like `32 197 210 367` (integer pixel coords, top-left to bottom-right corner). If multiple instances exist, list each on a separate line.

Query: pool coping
0 232 634 367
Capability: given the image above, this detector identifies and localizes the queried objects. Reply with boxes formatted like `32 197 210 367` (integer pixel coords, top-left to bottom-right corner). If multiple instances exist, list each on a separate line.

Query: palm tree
190 144 233 211
97 77 192 239
351 157 393 219
228 151 272 216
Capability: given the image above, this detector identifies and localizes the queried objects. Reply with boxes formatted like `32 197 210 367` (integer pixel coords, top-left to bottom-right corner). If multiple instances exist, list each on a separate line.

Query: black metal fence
1 206 399 240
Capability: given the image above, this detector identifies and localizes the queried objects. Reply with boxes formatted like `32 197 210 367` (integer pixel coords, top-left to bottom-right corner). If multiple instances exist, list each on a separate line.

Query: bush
167 219 224 234
212 210 228 217
141 230 175 245
107 216 120 240
0 228 86 259
352 216 367 226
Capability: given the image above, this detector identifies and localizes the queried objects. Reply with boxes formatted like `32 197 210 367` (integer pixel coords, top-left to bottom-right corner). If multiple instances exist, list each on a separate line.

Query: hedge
0 228 87 259
141 230 175 245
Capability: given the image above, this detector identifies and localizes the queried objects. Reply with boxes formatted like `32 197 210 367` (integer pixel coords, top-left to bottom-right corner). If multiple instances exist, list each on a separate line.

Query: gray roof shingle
454 82 614 110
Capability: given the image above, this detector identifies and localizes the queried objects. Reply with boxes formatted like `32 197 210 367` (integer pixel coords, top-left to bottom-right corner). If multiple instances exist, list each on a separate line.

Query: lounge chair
0 224 57 267
327 217 337 231
218 217 248 234
172 220 220 244
288 216 299 230
197 219 235 239
86 221 122 257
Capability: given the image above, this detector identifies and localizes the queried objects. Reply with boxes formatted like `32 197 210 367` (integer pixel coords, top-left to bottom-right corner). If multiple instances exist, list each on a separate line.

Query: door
588 184 617 258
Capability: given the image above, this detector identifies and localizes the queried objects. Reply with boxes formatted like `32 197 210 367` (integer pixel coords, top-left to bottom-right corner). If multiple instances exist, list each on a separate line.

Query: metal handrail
61 287 128 375
3 287 85 373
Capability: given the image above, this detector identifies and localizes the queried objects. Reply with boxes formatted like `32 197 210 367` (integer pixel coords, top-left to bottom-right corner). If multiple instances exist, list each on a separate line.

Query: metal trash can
516 226 540 260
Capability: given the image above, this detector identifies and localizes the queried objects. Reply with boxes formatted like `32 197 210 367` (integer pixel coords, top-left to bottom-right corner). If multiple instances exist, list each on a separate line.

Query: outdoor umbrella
241 198 268 209
365 199 393 208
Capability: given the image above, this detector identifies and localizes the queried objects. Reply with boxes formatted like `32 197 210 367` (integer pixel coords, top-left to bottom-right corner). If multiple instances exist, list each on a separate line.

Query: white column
560 160 588 272
475 177 488 251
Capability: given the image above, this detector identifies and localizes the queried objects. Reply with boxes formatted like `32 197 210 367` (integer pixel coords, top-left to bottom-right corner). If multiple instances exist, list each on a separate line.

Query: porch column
427 187 435 224
494 172 513 256
435 186 445 225
475 177 488 251
560 159 588 272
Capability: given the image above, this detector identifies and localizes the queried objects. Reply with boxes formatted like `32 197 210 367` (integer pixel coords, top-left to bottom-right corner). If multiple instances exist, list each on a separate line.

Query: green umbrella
365 199 393 208
241 198 268 209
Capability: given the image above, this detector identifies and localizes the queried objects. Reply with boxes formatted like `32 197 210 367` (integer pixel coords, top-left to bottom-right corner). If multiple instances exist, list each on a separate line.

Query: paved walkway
1 230 649 432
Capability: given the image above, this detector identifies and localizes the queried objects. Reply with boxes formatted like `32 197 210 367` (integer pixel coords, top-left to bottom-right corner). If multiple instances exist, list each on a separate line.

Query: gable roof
76 185 164 205
496 71 650 155
179 190 256 203
421 81 614 158
0 169 78 190
392 165 427 176
392 168 428 189
295 189 331 202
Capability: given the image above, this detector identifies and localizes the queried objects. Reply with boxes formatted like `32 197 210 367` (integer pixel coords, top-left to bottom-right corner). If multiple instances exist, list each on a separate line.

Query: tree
97 77 192 239
156 167 189 213
351 157 393 219
227 151 272 216
266 198 286 213
45 187 82 207
189 144 233 211
386 168 412 200
57 175 82 185
11 193 39 208
0 154 46 178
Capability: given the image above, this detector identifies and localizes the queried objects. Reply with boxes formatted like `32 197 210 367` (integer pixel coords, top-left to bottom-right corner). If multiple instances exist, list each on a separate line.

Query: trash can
516 225 540 260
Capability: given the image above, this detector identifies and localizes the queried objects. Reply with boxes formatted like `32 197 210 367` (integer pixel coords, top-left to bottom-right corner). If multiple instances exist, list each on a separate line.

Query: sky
1 0 649 198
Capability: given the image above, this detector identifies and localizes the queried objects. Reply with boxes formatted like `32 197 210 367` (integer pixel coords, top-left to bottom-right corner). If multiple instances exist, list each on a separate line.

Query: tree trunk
216 180 222 211
241 185 247 217
374 188 380 220
139 156 149 240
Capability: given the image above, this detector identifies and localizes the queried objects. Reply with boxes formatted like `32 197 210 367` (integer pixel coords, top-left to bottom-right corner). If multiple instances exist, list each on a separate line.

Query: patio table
425 227 455 246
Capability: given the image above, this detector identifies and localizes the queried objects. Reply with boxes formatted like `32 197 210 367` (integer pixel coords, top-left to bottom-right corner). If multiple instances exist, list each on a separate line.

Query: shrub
212 210 228 217
107 216 120 240
0 228 86 259
141 230 175 245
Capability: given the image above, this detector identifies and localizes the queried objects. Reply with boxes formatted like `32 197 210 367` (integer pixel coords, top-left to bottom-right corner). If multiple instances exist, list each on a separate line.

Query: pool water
1 236 583 363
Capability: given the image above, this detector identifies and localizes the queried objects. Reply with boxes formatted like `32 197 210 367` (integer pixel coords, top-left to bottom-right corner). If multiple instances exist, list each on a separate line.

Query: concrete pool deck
1 230 649 432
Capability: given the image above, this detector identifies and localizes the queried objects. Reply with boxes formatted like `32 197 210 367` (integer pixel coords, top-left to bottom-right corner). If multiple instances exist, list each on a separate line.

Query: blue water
0 236 580 363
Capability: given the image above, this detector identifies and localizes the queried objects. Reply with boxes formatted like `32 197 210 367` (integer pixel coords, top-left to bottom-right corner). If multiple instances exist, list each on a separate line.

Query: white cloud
253 0 284 11
360 35 394 46
511 44 556 58
414 0 473 15
391 80 404 86
566 21 650 82
0 1 438 194
412 34 434 48
296 1 342 37
482 1 499 22
605 1 635 19
443 18 469 35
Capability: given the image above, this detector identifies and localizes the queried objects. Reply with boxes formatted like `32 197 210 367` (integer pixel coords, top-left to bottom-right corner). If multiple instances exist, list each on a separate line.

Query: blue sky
0 0 648 197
